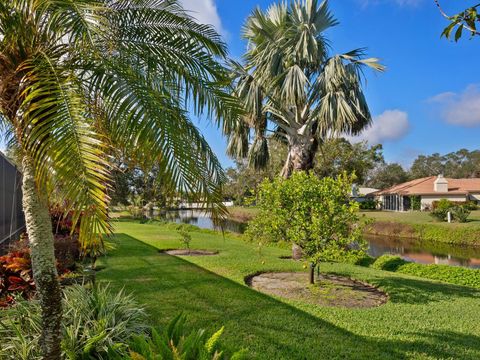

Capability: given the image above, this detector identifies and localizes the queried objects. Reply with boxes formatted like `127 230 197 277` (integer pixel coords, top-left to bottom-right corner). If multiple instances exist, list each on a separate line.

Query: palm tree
0 0 238 358
227 0 384 178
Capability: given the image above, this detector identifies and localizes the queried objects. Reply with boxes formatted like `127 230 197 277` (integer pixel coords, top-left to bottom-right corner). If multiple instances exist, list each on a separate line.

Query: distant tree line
224 139 480 204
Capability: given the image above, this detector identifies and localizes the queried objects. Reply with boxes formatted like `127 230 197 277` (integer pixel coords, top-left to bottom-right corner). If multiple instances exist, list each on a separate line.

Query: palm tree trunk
22 155 63 360
280 135 318 178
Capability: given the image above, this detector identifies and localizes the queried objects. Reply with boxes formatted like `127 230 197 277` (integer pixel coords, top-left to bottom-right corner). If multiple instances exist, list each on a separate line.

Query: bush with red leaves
50 204 81 236
0 247 72 307
0 249 35 307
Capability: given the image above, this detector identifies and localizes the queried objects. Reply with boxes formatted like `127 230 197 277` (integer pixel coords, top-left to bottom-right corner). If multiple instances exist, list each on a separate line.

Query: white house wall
420 195 468 210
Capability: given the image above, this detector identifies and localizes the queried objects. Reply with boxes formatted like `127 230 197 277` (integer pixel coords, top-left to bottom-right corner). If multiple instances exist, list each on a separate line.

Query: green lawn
362 210 480 227
98 220 480 359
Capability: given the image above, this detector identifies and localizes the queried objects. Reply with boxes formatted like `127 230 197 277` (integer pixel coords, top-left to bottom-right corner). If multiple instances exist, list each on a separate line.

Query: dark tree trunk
22 156 63 360
309 263 315 285
280 135 318 178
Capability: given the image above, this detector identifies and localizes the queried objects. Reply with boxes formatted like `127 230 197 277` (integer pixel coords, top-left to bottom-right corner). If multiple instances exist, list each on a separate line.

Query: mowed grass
362 210 480 227
97 220 480 359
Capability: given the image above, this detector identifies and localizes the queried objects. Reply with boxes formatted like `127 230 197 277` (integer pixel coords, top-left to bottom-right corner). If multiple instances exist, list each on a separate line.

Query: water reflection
366 234 480 269
153 210 480 269
151 210 247 234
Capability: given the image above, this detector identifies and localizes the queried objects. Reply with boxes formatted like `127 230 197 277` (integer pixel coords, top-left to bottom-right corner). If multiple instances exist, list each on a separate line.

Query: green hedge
372 255 480 288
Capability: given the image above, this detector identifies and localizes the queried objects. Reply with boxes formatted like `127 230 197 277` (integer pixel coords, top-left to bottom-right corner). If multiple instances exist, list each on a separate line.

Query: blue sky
181 0 480 169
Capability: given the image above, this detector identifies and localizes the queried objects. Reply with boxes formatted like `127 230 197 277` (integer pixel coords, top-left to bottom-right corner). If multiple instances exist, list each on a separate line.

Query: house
351 185 379 203
373 175 480 211
0 151 25 252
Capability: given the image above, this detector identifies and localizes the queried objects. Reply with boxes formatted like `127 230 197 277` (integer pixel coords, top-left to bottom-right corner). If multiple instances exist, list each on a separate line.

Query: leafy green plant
178 229 192 251
429 199 471 223
430 199 454 221
451 206 471 223
359 199 378 210
371 255 480 289
0 247 72 308
372 255 407 272
0 284 147 359
410 195 421 211
245 172 366 283
109 314 247 360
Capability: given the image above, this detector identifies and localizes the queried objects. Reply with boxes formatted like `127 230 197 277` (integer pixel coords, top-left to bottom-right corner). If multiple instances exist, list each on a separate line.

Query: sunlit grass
97 220 480 359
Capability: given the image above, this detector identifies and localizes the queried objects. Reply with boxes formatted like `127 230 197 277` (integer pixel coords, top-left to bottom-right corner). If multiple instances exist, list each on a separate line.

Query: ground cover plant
96 219 480 360
372 255 480 288
0 284 146 359
109 314 247 360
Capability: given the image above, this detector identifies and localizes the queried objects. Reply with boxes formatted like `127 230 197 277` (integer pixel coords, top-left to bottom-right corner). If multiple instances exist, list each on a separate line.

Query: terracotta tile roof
375 176 480 196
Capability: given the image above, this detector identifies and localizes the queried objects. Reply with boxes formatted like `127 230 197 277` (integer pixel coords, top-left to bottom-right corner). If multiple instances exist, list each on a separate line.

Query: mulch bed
246 271 388 308
160 249 219 256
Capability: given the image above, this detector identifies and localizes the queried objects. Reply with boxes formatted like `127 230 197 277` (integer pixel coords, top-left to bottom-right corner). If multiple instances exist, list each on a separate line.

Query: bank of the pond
366 219 480 246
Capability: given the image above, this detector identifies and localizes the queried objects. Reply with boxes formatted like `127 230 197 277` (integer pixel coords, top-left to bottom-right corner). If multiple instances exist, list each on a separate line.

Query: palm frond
19 55 111 250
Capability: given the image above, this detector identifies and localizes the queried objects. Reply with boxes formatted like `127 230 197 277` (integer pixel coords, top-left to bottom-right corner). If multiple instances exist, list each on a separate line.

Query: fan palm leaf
228 0 384 176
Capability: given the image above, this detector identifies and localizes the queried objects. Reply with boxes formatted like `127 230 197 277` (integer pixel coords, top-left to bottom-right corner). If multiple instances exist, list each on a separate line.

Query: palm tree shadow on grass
98 234 480 360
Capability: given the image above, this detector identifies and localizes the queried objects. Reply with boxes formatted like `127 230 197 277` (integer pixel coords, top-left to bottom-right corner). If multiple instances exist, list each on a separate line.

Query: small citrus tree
246 172 366 284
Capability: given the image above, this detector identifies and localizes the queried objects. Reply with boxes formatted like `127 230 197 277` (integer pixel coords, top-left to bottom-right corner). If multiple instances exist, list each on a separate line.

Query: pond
153 210 480 269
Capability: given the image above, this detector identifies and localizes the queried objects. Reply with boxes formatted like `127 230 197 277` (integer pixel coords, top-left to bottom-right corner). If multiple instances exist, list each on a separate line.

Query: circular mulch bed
160 249 218 256
246 272 387 308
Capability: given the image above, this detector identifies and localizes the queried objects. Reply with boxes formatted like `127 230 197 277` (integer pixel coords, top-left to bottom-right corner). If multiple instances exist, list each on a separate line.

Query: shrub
429 199 471 223
430 199 454 221
0 244 77 308
372 255 407 272
0 284 147 359
432 199 455 211
410 195 421 211
109 314 247 360
359 199 377 210
0 249 35 307
464 201 479 210
49 206 78 236
451 206 471 223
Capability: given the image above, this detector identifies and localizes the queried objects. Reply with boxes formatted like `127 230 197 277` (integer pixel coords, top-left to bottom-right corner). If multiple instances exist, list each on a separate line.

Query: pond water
153 210 480 269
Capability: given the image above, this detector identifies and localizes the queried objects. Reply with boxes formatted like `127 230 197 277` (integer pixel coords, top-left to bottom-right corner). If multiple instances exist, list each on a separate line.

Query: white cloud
348 110 410 145
179 0 226 36
428 84 480 127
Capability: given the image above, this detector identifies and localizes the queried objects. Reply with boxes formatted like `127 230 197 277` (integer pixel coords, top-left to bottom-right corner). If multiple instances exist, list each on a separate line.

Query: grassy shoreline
363 210 480 246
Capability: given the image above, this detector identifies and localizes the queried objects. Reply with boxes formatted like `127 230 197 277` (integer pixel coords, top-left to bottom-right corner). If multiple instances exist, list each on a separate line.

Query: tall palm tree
227 0 384 178
0 0 238 358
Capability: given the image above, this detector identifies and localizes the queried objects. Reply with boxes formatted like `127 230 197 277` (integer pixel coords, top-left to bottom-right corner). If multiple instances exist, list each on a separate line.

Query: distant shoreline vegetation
366 220 480 246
